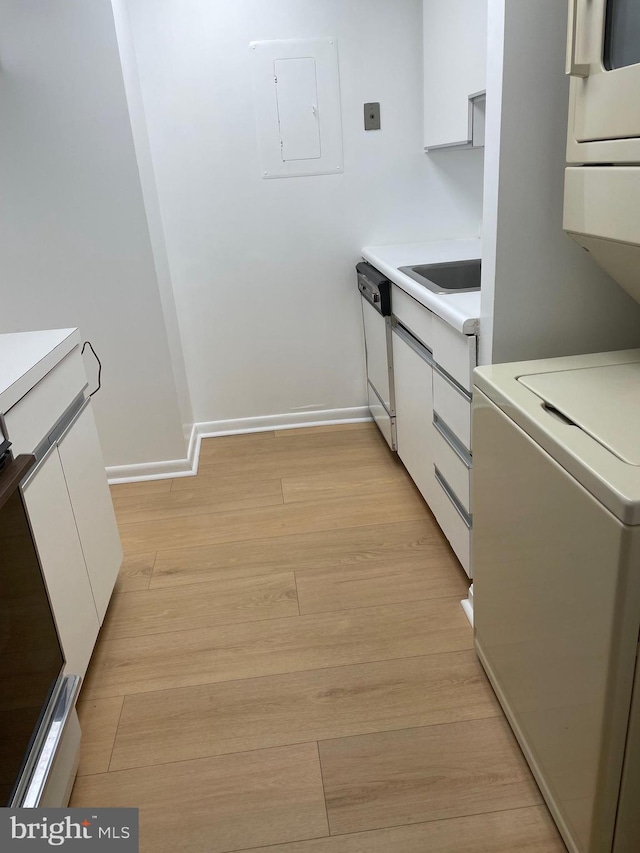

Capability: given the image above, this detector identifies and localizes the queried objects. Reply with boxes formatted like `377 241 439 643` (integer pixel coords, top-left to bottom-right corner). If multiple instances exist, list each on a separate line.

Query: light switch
364 102 381 131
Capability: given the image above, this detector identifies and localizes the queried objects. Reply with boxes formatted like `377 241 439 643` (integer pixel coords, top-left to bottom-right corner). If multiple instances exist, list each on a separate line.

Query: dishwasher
356 261 396 450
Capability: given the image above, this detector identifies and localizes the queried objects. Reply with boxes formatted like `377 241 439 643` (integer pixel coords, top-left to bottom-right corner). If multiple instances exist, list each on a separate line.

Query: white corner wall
110 0 194 448
480 0 640 366
125 0 485 425
0 0 188 469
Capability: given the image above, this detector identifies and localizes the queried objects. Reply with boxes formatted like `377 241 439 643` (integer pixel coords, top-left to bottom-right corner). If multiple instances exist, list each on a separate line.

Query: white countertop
362 238 481 335
0 328 80 417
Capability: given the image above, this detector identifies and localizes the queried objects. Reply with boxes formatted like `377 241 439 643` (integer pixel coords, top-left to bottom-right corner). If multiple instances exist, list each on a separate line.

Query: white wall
111 0 194 448
126 0 485 425
480 0 640 366
0 0 188 469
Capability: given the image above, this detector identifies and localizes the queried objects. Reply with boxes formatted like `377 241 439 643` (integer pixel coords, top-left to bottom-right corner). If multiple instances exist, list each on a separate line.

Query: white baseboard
106 407 371 484
106 421 200 484
196 407 371 439
461 597 474 627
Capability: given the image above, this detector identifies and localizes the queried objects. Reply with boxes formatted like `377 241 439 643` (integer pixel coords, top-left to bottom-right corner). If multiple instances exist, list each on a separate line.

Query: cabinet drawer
433 467 472 577
432 314 476 391
4 347 86 455
432 369 471 451
432 416 471 513
391 285 433 348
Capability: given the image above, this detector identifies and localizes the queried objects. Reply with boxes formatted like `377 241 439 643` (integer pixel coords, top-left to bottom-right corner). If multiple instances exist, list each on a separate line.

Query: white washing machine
472 349 640 853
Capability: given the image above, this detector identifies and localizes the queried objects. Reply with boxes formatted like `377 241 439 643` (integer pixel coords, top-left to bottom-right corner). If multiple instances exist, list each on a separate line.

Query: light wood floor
70 423 566 852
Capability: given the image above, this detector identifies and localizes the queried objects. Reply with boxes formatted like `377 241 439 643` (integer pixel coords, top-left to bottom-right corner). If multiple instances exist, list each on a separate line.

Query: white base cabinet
391 285 476 576
2 339 122 680
22 444 101 679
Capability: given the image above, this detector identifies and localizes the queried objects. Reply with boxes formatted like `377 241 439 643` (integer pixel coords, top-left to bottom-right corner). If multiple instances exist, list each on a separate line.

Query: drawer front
432 369 471 451
433 467 472 577
432 313 476 392
432 417 471 513
4 347 86 455
391 285 433 348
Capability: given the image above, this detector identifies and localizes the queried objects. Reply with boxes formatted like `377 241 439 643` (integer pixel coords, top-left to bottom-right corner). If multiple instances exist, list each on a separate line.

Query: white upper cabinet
423 0 487 150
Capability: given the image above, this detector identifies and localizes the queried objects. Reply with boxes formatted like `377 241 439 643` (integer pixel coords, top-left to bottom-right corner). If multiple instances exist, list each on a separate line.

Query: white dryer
473 349 640 853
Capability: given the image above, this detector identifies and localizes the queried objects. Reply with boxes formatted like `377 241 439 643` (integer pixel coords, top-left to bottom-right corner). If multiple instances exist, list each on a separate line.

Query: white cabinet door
22 450 100 679
57 403 122 623
392 325 436 507
423 0 487 149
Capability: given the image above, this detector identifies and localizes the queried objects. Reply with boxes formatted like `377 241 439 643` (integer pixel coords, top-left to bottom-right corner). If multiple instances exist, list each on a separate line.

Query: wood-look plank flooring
71 423 566 852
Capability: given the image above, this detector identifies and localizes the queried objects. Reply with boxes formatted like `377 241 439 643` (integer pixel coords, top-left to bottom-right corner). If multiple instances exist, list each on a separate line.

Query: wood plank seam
106 698 127 774
103 714 504 777
316 742 331 839
292 569 302 617
100 646 495 701
325 803 548 839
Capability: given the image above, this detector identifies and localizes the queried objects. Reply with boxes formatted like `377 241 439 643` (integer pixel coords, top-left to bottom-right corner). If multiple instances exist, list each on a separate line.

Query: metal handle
367 380 392 418
433 413 472 468
21 395 89 489
358 277 382 313
433 362 472 402
391 318 434 366
13 675 81 807
435 466 472 529
53 394 90 447
566 0 589 77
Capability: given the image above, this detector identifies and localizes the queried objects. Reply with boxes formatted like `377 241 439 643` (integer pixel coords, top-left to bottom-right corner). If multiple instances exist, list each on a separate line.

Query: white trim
461 597 474 627
197 407 371 439
106 422 200 484
106 407 371 484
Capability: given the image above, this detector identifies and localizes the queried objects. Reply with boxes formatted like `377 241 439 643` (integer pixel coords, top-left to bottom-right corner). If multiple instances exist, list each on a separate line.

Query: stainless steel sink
398 259 481 294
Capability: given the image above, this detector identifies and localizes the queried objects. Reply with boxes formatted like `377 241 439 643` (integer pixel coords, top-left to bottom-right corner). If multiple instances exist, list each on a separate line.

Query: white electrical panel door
275 58 321 161
250 38 343 178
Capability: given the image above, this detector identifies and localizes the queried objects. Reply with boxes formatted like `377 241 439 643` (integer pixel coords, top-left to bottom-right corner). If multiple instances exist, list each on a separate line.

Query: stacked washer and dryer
473 5 640 853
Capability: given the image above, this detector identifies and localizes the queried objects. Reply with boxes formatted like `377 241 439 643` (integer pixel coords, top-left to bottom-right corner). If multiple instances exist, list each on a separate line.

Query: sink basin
398 259 481 294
